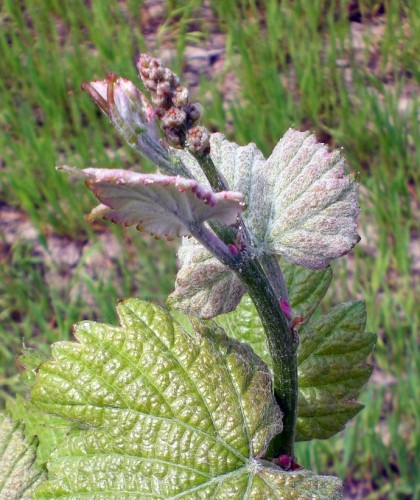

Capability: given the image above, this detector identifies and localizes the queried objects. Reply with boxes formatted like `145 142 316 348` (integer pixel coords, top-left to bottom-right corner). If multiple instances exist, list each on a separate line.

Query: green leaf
60 167 245 240
282 260 332 320
168 238 245 318
18 347 52 388
216 295 375 442
0 412 46 498
297 301 376 441
216 295 270 367
216 261 333 363
31 299 341 498
6 396 70 466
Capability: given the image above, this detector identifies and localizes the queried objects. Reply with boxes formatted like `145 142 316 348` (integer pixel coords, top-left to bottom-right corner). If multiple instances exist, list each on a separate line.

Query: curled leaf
82 75 165 163
60 167 246 239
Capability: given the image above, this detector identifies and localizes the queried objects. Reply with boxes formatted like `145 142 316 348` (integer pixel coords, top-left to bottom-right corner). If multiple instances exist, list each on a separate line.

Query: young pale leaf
216 294 375 442
263 130 360 268
171 130 359 318
0 413 46 498
60 167 245 239
168 238 245 318
177 130 359 269
31 299 341 498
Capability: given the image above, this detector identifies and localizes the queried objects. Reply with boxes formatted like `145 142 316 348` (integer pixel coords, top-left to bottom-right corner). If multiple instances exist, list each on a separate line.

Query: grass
0 0 418 497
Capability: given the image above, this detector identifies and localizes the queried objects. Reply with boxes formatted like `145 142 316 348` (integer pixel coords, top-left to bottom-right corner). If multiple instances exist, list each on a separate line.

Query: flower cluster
136 54 210 153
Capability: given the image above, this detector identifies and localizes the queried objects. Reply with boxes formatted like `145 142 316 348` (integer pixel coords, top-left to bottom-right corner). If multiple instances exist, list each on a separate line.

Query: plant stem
190 223 236 269
259 253 289 303
238 258 298 457
191 152 227 192
191 148 298 457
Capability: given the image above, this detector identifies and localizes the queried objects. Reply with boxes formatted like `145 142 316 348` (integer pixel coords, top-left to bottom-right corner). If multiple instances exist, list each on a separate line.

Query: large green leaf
217 294 375 442
0 412 46 498
31 299 341 498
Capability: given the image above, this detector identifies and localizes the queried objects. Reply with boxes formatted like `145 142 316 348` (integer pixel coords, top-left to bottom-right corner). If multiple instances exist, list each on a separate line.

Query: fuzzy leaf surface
217 295 374 441
60 166 245 239
0 412 46 498
261 129 360 269
31 299 341 498
171 130 359 318
177 130 359 268
168 238 245 318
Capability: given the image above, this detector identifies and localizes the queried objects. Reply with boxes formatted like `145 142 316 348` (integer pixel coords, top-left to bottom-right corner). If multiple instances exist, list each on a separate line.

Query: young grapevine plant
2 55 375 499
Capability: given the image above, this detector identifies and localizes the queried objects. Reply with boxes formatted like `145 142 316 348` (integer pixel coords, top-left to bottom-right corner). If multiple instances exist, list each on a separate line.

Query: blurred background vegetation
0 1 418 498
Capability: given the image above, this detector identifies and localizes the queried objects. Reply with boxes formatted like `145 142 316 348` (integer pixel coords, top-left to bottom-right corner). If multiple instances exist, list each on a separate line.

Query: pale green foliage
31 299 342 498
216 264 375 442
171 129 359 318
168 238 245 318
0 413 46 498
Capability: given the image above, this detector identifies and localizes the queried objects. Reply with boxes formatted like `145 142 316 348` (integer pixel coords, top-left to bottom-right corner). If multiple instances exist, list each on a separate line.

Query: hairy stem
140 142 193 178
189 223 236 269
190 152 227 192
237 259 298 457
192 148 298 457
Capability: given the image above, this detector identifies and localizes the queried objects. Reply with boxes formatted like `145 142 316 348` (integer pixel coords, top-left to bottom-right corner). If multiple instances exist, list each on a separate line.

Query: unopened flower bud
163 127 185 148
151 93 169 108
172 87 189 108
144 79 157 92
187 126 210 154
185 102 202 125
149 66 164 81
156 81 171 97
162 107 187 129
136 54 206 151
